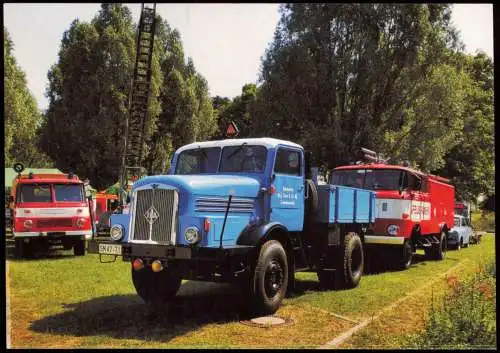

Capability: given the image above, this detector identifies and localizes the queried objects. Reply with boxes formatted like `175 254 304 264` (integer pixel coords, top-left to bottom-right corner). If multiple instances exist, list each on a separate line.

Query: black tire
251 240 288 315
396 240 413 270
338 232 363 289
74 240 86 256
430 231 446 260
132 265 181 305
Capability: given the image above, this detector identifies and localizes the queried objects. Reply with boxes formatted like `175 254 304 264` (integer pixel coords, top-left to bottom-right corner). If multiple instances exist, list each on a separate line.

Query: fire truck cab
331 161 454 269
8 164 93 257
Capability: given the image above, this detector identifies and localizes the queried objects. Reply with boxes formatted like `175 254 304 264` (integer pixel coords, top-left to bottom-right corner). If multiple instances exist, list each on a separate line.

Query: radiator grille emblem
144 205 159 225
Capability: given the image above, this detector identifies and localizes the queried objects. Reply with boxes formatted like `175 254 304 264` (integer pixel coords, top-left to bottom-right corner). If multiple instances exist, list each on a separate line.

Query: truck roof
176 137 303 154
334 163 451 183
14 174 82 184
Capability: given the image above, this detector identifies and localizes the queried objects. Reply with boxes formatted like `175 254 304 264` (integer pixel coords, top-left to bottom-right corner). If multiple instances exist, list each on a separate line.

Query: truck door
270 146 304 231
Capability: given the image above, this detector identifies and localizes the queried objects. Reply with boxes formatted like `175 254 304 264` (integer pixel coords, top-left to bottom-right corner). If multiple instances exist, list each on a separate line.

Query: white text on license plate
98 243 122 255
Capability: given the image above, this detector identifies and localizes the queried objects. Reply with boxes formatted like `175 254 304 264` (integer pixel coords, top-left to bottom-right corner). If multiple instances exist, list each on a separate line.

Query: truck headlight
387 224 399 236
110 224 124 241
185 226 201 244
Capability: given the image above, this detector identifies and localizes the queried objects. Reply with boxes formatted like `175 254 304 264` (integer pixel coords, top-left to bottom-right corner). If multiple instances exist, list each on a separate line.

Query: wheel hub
265 260 283 297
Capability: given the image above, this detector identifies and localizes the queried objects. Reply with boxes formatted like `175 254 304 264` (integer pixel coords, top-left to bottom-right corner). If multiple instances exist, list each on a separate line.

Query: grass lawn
6 233 496 348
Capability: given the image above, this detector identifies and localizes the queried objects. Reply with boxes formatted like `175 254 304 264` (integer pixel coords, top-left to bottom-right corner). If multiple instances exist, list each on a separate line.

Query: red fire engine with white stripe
8 163 93 257
331 148 454 269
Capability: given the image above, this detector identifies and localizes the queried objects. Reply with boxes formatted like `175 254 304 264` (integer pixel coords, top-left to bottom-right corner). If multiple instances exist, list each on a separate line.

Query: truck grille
195 197 254 213
131 188 178 244
37 218 73 228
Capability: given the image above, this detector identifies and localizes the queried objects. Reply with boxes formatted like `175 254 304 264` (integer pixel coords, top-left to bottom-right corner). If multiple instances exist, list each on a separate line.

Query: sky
3 3 494 112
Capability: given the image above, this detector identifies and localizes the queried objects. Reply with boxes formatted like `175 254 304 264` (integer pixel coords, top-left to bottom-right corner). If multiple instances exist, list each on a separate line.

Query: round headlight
110 224 124 241
387 224 399 236
184 226 201 244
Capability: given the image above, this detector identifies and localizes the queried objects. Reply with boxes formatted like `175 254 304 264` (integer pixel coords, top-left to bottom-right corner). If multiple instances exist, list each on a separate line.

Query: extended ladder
119 3 157 203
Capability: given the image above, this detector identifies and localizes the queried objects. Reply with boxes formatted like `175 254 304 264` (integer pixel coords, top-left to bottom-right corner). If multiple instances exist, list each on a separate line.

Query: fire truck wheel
131 265 181 305
430 231 447 260
251 240 288 315
74 240 86 256
338 232 363 289
397 241 413 270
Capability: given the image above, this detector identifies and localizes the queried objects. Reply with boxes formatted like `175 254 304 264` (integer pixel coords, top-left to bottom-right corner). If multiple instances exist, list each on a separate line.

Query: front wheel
131 265 182 306
338 232 363 289
251 240 288 315
430 231 447 260
396 240 413 270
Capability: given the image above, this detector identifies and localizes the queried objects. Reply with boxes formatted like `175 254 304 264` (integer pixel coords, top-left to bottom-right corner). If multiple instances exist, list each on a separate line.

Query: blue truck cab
89 137 376 314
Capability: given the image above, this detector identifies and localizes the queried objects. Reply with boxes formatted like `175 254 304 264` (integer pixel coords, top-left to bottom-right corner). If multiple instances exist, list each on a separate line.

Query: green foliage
4 27 53 168
412 260 496 349
215 84 258 138
40 5 217 187
437 52 494 201
473 211 495 232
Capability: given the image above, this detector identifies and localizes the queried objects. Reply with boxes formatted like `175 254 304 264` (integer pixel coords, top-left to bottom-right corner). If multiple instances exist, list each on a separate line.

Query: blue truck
88 137 375 315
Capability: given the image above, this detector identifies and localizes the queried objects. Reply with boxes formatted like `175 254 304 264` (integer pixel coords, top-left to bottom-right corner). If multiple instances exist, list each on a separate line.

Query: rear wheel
338 232 363 289
430 231 446 260
251 240 288 315
132 265 182 305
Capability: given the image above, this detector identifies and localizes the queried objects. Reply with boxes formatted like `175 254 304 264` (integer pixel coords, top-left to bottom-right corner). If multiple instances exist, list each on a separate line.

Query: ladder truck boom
119 3 157 205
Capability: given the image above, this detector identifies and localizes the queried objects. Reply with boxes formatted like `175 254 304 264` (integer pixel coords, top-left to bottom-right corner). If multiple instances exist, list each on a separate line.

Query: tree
4 27 53 168
254 4 464 170
216 83 258 138
437 52 494 201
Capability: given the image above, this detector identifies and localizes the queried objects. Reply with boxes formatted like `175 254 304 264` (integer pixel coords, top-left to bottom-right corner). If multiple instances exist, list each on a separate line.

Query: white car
447 215 472 250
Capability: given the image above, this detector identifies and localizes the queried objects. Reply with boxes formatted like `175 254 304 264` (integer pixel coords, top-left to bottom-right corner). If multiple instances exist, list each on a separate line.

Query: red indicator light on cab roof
225 121 239 138
204 218 211 233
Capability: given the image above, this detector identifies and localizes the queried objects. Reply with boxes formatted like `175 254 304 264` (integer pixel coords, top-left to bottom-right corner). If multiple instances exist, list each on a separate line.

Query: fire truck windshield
54 184 85 202
331 169 402 190
18 184 51 203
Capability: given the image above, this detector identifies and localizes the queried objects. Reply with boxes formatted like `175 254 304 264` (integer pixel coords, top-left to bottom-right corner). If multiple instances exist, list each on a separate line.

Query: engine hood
132 174 261 198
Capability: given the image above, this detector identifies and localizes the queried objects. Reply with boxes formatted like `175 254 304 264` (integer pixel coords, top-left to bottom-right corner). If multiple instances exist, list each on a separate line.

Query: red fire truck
7 163 93 257
331 150 455 270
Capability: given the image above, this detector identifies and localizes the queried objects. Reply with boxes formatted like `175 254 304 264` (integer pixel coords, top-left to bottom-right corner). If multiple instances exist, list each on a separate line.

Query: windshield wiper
226 142 247 160
197 146 208 161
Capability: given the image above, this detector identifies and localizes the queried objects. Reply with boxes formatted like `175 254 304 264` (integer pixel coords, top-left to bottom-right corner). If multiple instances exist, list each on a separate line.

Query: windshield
454 217 461 227
54 184 85 202
17 184 52 203
220 145 267 173
331 169 402 190
175 147 221 175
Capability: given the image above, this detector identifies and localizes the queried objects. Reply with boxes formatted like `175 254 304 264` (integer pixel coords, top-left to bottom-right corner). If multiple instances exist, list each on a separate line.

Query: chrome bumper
364 235 405 245
13 230 93 239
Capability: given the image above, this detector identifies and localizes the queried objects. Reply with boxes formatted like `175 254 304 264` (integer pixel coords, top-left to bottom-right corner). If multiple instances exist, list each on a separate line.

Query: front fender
236 221 288 246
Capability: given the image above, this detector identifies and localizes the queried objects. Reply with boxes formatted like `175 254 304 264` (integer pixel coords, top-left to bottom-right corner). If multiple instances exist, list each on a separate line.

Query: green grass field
6 233 496 348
